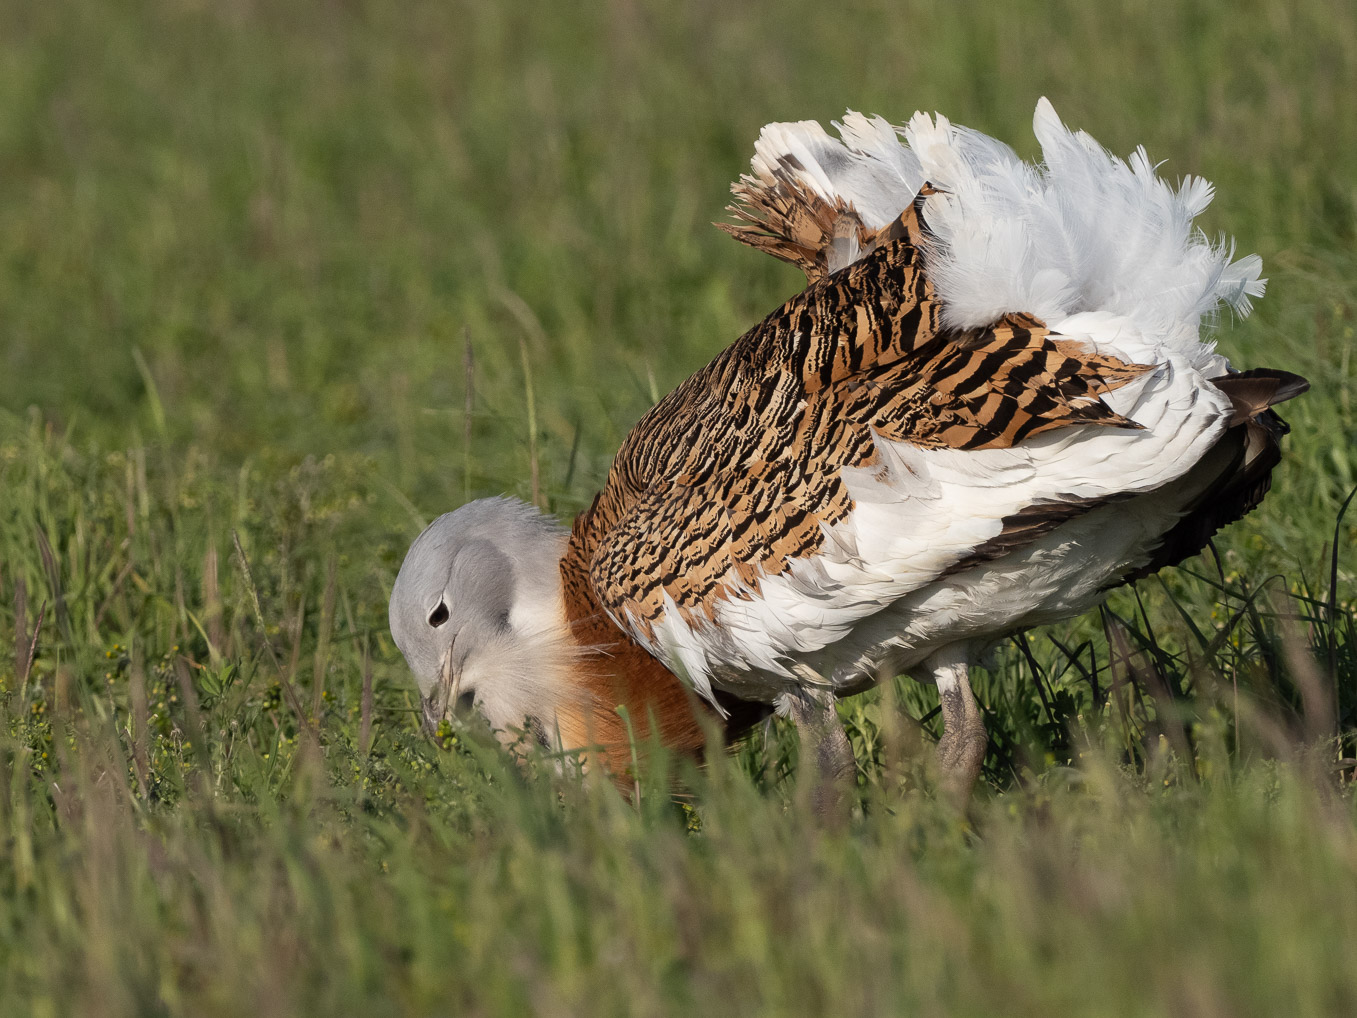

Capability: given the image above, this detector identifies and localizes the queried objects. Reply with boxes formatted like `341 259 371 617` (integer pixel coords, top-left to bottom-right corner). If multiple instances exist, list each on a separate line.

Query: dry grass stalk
203 544 225 658
464 325 475 502
129 645 150 799
19 592 46 701
311 553 338 723
231 530 318 747
359 639 374 759
14 577 27 684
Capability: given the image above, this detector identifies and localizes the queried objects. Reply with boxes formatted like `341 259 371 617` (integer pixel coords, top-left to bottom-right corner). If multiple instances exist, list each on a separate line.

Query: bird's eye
428 600 449 628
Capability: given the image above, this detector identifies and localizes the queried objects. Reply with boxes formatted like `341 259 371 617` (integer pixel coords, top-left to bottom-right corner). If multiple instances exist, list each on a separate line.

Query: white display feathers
748 98 1265 356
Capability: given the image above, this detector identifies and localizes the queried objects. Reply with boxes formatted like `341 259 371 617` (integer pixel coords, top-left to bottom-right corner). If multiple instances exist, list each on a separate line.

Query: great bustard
389 99 1306 803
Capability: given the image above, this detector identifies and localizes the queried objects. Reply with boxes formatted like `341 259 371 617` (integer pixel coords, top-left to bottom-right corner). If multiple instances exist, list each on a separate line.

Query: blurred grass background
1 0 1355 1014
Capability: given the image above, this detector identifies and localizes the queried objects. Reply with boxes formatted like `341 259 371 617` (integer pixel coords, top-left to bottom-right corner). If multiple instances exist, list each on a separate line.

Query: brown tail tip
1212 368 1310 427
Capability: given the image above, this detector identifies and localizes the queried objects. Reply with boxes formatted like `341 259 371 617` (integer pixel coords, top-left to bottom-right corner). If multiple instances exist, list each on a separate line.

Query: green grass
2 0 1356 1014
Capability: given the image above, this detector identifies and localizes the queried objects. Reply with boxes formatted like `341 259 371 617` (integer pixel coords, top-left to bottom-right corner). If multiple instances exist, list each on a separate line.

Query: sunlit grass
1 0 1355 1014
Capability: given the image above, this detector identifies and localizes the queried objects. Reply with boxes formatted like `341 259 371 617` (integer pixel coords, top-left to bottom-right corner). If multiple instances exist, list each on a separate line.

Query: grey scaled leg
929 645 988 805
783 681 855 821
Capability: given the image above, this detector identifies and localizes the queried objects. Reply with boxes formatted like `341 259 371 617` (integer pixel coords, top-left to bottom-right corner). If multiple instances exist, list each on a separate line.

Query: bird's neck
552 549 715 778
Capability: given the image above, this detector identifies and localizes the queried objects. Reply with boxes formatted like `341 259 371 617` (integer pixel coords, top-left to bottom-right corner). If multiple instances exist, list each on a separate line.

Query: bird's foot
783 684 855 824
935 715 988 807
930 645 988 807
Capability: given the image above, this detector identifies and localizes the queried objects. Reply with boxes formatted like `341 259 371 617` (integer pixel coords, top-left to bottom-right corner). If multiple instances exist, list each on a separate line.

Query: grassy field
2 0 1356 1014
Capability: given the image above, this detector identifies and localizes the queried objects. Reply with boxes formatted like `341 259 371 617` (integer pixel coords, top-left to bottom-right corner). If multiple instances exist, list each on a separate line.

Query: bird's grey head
389 496 574 747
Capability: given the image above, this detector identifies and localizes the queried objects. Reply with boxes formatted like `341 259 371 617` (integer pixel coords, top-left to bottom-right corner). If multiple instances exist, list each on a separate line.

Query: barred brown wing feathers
718 174 875 284
721 181 940 287
868 321 1148 452
565 189 1153 647
586 460 843 641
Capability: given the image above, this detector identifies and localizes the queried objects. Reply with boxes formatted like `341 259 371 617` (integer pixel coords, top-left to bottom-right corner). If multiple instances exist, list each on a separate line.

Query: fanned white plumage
749 98 1264 364
751 114 924 230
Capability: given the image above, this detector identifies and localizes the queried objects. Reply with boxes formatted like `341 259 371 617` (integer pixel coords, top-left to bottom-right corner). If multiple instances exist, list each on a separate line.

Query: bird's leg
783 680 855 821
929 645 988 805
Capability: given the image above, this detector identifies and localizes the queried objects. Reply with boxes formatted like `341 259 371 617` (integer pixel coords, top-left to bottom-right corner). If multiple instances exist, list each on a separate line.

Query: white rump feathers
748 98 1265 354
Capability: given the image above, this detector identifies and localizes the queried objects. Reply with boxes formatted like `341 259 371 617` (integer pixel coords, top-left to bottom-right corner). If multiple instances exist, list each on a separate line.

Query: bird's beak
421 644 462 737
